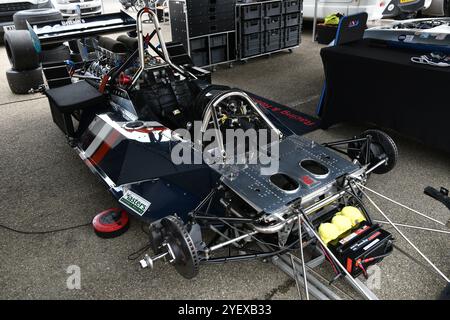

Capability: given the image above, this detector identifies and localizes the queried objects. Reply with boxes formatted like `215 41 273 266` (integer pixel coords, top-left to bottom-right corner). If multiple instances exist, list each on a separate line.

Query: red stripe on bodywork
90 130 121 165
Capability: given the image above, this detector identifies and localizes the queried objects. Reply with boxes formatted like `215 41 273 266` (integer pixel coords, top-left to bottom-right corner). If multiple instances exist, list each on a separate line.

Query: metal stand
312 0 318 41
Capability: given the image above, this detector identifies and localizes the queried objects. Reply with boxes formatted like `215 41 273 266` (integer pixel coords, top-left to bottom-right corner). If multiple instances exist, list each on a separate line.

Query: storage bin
211 46 227 64
264 29 281 52
265 2 282 16
283 0 301 14
242 4 261 20
210 34 228 47
263 15 282 31
242 32 261 57
242 19 262 35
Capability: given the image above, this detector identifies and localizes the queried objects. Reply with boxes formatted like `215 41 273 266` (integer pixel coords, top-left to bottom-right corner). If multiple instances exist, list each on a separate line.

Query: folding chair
316 12 368 116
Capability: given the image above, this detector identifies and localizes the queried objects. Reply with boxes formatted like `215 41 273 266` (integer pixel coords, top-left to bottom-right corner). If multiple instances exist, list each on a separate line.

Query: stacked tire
4 30 43 94
5 9 70 94
13 9 70 64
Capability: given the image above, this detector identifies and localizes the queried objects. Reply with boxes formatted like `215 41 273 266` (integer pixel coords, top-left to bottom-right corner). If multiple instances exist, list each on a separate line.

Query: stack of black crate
170 0 236 67
237 0 302 59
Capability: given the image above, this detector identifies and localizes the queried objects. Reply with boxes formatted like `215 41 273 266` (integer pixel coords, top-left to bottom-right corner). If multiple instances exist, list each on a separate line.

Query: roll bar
131 7 196 87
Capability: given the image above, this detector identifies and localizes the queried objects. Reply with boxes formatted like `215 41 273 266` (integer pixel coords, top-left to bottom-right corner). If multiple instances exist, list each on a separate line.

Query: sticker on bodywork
119 190 151 216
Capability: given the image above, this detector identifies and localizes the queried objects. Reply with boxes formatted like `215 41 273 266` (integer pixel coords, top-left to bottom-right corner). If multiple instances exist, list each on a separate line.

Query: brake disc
161 215 199 279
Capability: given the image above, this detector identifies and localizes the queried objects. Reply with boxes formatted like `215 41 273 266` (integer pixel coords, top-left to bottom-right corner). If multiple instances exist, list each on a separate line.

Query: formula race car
11 8 447 299
364 17 450 53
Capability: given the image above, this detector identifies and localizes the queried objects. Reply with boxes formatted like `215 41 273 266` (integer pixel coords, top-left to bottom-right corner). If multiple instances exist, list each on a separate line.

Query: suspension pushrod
374 220 450 235
357 184 446 226
357 185 450 283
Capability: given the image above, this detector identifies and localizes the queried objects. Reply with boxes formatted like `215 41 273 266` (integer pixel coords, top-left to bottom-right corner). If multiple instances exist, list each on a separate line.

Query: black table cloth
319 39 450 153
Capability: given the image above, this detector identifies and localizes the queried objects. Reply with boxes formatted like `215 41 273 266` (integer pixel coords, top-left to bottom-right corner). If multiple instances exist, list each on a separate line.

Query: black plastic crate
210 34 227 47
189 13 235 26
190 37 208 51
242 19 262 35
189 18 235 37
284 12 300 27
187 0 235 10
241 32 261 57
283 0 301 14
263 15 282 31
265 2 282 16
264 29 281 52
241 4 261 20
191 50 209 66
283 25 300 48
211 46 227 64
189 7 235 22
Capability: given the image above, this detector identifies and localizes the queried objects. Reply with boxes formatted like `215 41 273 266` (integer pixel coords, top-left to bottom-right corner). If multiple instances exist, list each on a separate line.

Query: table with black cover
318 39 450 153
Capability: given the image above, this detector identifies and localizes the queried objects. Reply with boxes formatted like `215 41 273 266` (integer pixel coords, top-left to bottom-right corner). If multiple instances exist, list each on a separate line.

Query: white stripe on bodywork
84 123 114 158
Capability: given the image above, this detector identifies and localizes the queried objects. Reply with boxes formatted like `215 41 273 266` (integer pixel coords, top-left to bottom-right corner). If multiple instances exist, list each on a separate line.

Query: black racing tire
13 9 62 30
348 129 398 174
40 44 70 63
6 67 43 94
4 30 40 71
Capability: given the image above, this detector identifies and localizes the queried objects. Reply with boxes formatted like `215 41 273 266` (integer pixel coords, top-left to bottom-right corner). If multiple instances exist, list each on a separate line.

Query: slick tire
13 9 62 30
4 30 40 71
40 44 70 63
6 67 43 94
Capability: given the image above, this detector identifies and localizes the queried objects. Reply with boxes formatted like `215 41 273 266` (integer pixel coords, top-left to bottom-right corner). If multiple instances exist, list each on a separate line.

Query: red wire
357 261 368 277
320 244 339 275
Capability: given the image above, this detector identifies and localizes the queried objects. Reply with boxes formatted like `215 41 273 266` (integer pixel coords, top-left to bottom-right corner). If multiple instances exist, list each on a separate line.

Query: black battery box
328 221 393 277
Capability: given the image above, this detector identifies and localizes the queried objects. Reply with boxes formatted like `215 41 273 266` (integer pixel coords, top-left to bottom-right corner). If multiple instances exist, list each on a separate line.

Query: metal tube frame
200 90 283 162
355 183 450 284
131 7 196 87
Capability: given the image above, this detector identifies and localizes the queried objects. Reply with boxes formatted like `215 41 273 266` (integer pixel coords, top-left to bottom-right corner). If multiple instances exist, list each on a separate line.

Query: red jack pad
92 208 129 238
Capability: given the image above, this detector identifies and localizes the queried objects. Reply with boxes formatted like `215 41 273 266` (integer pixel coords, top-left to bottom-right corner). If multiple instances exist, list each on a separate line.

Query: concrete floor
0 1 449 300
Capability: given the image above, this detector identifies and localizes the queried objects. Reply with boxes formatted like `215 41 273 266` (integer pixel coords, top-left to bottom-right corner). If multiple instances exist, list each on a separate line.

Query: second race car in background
302 0 428 21
51 0 103 18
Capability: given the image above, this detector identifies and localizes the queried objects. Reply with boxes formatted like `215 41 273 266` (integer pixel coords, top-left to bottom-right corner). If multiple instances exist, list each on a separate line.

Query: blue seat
316 12 368 116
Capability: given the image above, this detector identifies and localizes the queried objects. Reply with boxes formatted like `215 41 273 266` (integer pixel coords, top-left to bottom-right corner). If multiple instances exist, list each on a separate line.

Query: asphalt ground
0 0 448 300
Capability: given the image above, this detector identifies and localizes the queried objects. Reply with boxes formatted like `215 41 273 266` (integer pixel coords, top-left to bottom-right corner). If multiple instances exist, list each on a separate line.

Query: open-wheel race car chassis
37 8 449 300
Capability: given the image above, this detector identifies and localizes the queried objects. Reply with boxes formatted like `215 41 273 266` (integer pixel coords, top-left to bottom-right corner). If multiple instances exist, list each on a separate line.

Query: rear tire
4 30 40 71
6 67 43 94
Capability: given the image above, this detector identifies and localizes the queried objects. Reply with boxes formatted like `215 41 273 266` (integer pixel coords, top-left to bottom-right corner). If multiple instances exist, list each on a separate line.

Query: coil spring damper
140 215 200 279
92 208 130 238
